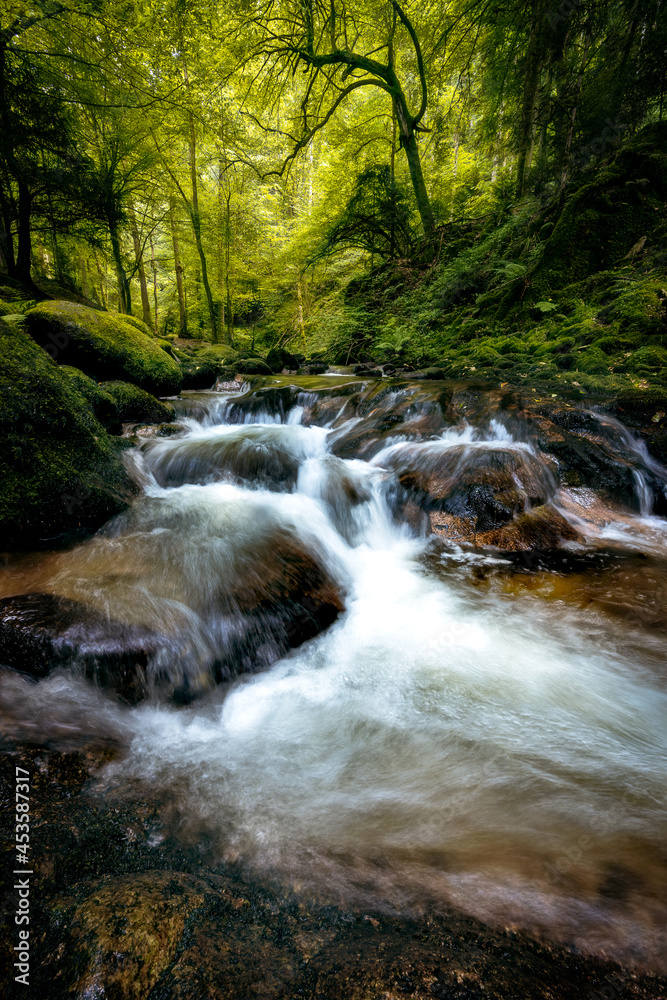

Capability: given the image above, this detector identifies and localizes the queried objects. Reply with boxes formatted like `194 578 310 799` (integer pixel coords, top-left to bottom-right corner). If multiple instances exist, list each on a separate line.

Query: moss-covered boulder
179 357 219 389
194 343 240 366
0 323 137 548
25 301 182 396
267 346 299 372
120 314 152 336
61 366 120 433
101 380 174 424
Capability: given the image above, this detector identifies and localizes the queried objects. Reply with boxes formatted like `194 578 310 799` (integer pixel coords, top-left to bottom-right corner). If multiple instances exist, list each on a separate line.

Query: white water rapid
2 380 666 973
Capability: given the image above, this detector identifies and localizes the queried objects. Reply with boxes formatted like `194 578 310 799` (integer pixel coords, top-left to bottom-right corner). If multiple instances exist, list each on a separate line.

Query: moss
627 345 667 374
100 381 174 424
179 357 219 389
61 366 120 432
25 301 182 396
534 122 667 292
120 314 152 336
0 323 136 548
156 338 174 354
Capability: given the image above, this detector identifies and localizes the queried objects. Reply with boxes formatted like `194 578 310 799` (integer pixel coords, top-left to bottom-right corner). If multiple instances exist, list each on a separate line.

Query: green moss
61 366 120 432
120 314 152 336
25 301 182 396
100 381 174 424
179 357 219 389
0 323 136 548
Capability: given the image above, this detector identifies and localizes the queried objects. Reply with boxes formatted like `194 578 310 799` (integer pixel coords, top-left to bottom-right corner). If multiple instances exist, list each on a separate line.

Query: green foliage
314 167 415 263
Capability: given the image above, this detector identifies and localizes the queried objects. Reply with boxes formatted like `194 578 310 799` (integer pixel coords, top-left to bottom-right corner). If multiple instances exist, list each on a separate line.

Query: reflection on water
1 379 666 972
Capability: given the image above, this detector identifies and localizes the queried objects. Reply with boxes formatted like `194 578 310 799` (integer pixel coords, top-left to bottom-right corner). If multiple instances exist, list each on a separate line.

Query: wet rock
0 593 161 702
330 382 453 460
353 363 383 377
534 413 651 511
25 300 182 396
140 425 315 490
298 361 329 375
0 500 345 702
387 443 557 532
64 872 214 999
429 505 581 552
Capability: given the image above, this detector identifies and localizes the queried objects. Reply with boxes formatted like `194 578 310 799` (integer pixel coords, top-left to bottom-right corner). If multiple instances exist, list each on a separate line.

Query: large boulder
0 489 345 701
385 442 558 532
25 300 182 396
0 324 137 548
0 593 162 703
60 366 120 433
101 380 174 424
178 356 219 389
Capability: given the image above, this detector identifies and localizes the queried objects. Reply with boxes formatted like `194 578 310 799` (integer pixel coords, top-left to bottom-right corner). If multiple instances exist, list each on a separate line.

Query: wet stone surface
1 745 666 1000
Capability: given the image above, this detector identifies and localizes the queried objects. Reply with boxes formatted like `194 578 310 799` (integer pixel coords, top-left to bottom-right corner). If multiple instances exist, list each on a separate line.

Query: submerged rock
3 744 666 1000
0 593 160 702
25 300 182 396
385 442 557 532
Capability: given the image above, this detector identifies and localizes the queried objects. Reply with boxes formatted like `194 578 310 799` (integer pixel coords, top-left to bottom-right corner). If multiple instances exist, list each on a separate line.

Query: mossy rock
194 343 239 362
613 387 667 426
179 357 219 390
234 357 272 375
267 346 298 372
100 381 174 424
193 344 241 375
626 345 667 374
157 338 174 354
25 301 182 396
61 367 120 433
0 324 137 548
120 314 152 336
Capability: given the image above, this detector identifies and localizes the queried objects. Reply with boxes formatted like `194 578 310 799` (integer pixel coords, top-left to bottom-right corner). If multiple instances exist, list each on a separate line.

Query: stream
1 375 666 974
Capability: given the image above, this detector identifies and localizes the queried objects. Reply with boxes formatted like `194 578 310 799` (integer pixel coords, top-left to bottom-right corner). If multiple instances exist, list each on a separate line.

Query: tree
237 0 436 235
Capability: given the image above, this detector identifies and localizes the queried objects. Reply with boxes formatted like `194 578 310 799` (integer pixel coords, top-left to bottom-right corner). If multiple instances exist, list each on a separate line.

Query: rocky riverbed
1 374 666 998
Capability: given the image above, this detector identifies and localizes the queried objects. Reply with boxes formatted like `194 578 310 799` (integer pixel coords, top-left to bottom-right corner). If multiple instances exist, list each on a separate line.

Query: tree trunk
394 97 434 235
0 182 15 274
149 231 159 334
559 29 592 191
13 179 34 288
169 197 187 337
108 216 131 314
187 113 217 341
515 0 548 199
224 189 234 346
129 204 152 327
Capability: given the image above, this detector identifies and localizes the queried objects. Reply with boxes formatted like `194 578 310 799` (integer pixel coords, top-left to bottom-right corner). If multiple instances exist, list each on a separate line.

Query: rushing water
2 377 666 972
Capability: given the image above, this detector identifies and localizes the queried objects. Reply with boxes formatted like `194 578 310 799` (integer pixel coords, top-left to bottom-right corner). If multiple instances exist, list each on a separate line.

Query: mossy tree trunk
169 198 187 338
129 203 152 327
